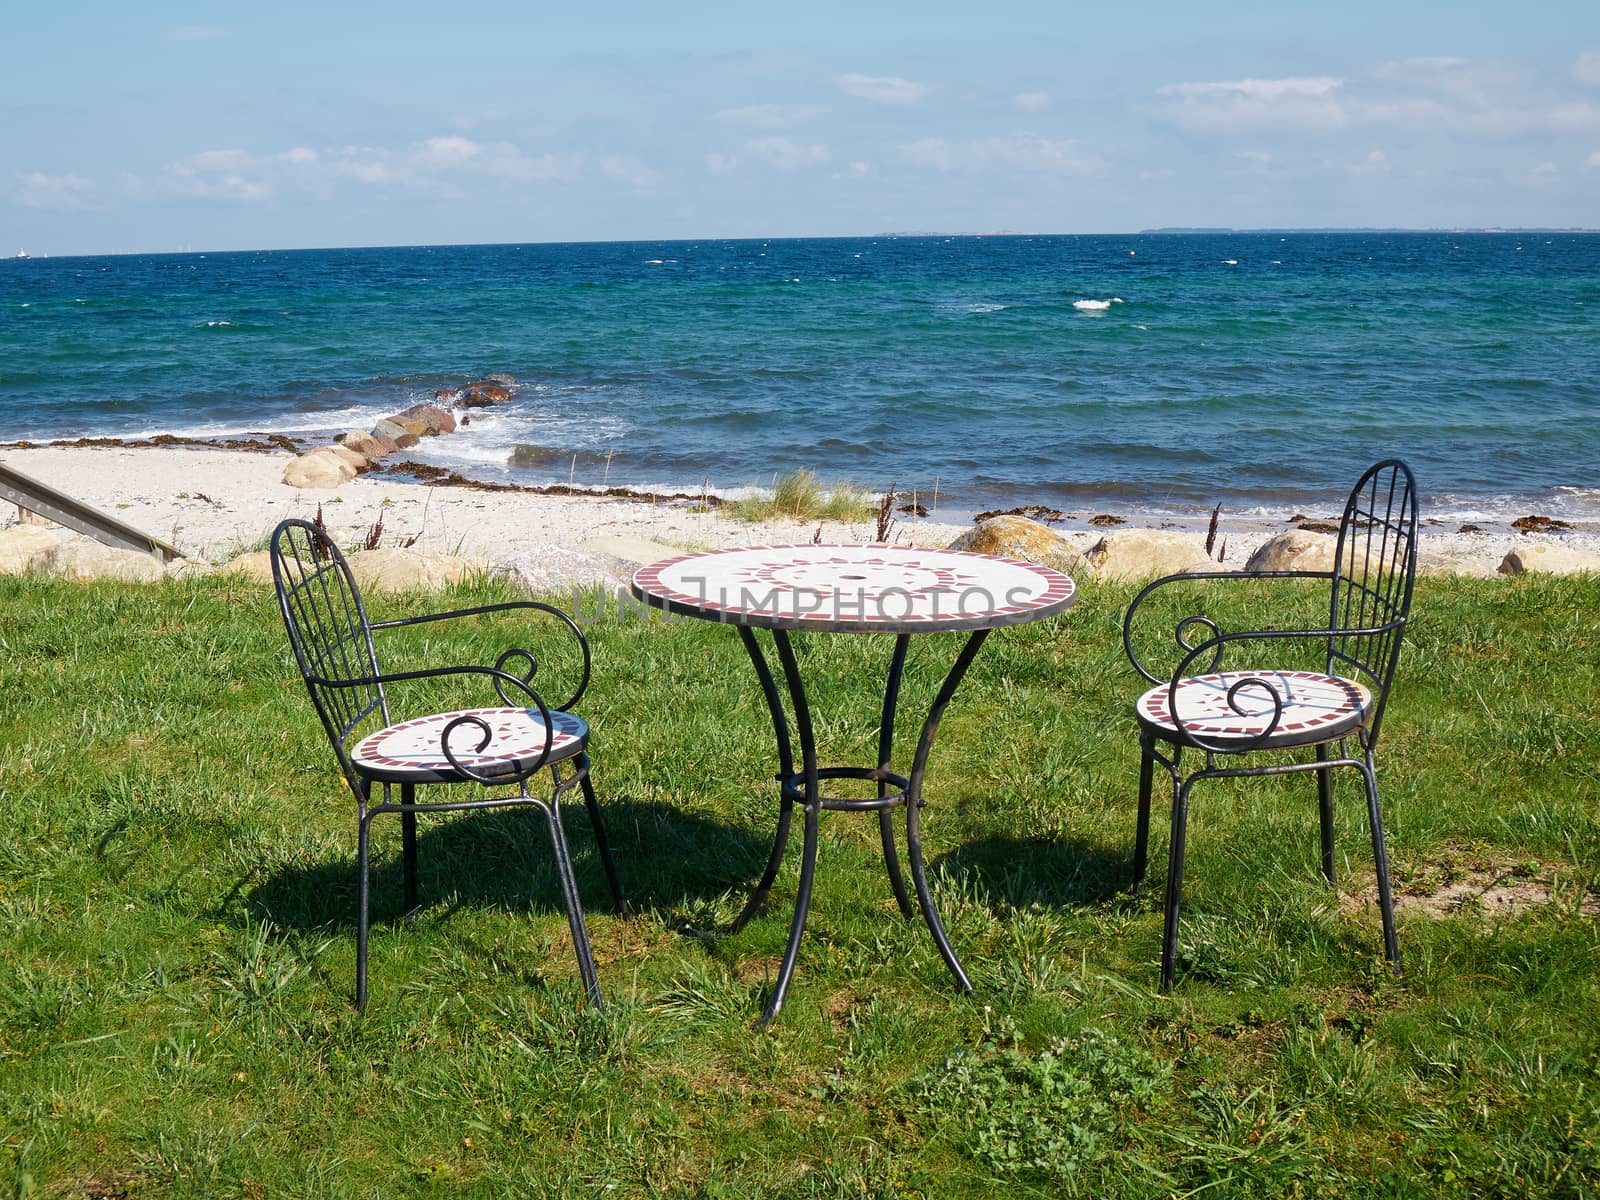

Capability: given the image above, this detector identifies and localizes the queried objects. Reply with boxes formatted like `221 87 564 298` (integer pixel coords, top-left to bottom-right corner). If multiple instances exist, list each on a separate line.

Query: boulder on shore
344 548 475 593
282 449 357 489
370 418 420 448
0 524 74 573
945 516 1083 575
397 403 457 435
458 381 513 407
1498 542 1600 576
1244 529 1337 574
1082 528 1212 582
324 443 371 473
337 429 394 459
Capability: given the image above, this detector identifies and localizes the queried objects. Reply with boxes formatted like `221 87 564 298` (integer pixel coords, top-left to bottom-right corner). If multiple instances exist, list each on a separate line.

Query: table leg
758 628 821 1027
903 629 987 994
725 626 796 934
878 635 916 918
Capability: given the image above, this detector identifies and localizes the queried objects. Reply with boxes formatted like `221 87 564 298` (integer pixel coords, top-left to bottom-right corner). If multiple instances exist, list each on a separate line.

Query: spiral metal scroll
436 666 558 786
492 647 541 707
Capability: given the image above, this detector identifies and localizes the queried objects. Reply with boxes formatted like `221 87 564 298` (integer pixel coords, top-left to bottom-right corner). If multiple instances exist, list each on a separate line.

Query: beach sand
2 444 1594 577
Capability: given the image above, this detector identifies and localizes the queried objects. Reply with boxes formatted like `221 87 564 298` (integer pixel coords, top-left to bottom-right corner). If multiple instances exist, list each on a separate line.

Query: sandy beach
2 443 1596 578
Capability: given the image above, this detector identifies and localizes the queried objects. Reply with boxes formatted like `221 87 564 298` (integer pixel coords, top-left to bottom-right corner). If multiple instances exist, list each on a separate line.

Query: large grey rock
397 403 457 435
494 545 634 596
1498 542 1600 576
282 450 356 489
1083 528 1211 582
0 524 73 573
337 429 394 459
945 516 1084 575
1244 529 1338 573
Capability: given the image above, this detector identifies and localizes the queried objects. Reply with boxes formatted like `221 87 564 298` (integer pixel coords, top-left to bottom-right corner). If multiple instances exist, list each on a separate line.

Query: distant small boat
13 249 27 259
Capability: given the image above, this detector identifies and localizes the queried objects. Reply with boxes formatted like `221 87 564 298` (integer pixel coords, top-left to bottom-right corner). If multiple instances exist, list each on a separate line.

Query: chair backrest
1326 459 1418 741
269 518 388 787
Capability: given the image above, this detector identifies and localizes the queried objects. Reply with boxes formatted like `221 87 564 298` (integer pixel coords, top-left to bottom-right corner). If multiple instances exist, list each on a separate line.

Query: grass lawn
1 568 1597 1197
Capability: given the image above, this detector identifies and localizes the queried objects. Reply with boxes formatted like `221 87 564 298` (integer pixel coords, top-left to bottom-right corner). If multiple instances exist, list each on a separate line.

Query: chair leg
1360 757 1401 975
1161 776 1193 992
541 799 603 1010
400 782 419 911
1133 740 1155 892
1315 744 1336 885
356 810 373 1011
577 760 629 917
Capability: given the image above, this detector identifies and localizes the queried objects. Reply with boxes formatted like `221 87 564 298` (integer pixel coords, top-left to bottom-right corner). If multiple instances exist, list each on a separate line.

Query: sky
4 1 1599 254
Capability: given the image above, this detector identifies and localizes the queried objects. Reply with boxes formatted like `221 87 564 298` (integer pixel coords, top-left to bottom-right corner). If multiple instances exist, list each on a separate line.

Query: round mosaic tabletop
632 544 1076 633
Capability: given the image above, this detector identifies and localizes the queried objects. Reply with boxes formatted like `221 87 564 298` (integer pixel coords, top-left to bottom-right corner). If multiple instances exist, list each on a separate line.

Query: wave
1073 297 1124 312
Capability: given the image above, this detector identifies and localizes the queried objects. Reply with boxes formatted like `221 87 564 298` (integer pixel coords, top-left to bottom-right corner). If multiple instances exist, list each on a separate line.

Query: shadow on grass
933 835 1133 911
244 798 773 932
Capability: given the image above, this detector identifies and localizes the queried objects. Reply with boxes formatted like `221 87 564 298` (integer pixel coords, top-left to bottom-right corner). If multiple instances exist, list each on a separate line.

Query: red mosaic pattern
633 544 1075 630
352 707 586 778
1137 670 1371 745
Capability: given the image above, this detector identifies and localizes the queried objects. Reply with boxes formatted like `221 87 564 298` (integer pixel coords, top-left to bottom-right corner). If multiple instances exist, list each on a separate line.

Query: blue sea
3 233 1597 522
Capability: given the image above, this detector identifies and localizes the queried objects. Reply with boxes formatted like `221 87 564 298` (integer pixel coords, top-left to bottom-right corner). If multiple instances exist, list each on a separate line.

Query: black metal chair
1121 459 1418 990
268 517 627 1010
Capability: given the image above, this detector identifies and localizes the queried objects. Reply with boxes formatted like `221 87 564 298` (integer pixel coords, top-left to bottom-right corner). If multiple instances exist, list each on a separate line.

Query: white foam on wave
1073 297 1124 312
203 320 234 327
964 302 1008 314
1221 259 1238 265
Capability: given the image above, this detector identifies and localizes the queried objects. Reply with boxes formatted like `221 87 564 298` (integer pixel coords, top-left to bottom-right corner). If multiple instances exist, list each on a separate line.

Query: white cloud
1013 91 1051 113
11 171 96 210
281 147 319 164
705 152 738 176
1589 150 1600 167
418 136 481 166
1237 149 1274 167
834 161 871 179
836 73 927 105
715 104 821 129
1158 75 1348 133
746 137 830 170
1156 63 1600 141
169 25 225 41
1163 76 1344 102
1574 51 1600 86
900 134 1101 175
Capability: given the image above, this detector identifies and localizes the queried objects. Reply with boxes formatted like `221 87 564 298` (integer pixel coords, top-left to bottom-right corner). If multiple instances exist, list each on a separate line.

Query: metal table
632 543 1076 1025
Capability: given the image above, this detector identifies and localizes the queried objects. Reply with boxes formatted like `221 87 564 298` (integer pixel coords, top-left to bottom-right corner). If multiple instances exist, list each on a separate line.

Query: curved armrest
311 662 562 781
1121 569 1334 686
369 600 592 712
1158 620 1401 754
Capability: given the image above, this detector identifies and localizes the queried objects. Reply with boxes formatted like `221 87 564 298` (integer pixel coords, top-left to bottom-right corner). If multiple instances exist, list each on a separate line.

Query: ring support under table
632 544 1076 1026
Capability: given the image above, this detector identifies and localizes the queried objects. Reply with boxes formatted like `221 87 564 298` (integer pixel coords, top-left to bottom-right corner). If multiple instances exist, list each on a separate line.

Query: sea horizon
4 231 1597 525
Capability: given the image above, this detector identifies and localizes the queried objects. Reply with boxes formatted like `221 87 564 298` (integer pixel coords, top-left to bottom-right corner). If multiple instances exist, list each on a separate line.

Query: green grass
1 570 1598 1197
727 468 876 524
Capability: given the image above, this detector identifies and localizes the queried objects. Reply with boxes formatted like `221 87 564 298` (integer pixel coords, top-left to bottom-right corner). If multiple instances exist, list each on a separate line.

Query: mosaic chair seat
1120 460 1418 990
269 518 626 1010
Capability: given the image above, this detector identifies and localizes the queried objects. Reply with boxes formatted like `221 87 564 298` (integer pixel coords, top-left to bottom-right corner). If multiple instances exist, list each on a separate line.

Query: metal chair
268 517 627 1009
1121 459 1418 990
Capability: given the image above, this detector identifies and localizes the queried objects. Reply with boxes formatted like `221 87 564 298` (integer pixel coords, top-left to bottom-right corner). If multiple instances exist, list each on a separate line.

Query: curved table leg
723 626 796 934
902 629 988 994
756 629 822 1027
878 635 916 918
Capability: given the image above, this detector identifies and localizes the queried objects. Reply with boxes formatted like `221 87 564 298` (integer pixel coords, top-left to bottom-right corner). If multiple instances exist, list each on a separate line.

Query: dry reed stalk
1205 502 1222 560
876 482 897 543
